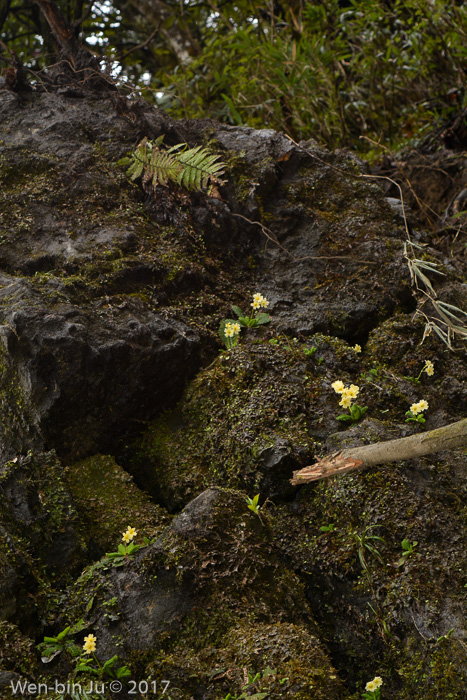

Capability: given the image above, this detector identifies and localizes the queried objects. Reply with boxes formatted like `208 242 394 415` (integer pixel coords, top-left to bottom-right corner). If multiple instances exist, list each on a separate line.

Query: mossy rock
0 621 37 698
64 454 171 555
0 451 87 629
128 339 330 510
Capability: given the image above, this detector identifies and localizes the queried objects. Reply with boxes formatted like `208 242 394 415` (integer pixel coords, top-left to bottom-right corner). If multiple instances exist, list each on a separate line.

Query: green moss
0 452 87 579
64 454 171 553
0 620 37 680
0 346 36 454
394 639 467 699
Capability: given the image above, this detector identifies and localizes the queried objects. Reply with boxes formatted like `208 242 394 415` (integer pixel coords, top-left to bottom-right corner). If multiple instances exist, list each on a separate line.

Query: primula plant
331 380 368 423
219 293 271 349
221 321 241 349
105 526 143 566
76 633 131 682
362 675 383 699
405 399 429 424
405 360 434 384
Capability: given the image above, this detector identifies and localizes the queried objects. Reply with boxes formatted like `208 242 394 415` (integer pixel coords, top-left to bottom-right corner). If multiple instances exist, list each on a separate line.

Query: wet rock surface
0 88 466 698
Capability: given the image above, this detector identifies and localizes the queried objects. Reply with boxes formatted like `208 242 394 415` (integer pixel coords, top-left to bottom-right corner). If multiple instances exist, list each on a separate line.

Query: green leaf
56 626 71 641
262 665 276 677
221 92 244 125
125 139 225 193
336 414 353 421
116 666 132 679
254 313 271 325
232 305 244 318
102 655 118 671
76 663 97 673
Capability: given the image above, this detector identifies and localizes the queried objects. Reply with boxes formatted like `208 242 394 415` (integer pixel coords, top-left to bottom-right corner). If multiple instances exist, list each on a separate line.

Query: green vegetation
3 2 467 153
219 293 271 349
121 137 225 193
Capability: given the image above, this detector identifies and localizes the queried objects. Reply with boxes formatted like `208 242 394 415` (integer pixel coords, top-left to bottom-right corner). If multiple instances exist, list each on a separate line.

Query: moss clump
0 451 87 594
219 621 347 700
64 454 171 554
0 620 37 688
0 345 38 456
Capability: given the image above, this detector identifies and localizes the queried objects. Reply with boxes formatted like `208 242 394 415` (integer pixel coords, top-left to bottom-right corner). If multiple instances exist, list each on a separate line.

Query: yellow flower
125 526 137 539
251 292 269 309
353 344 362 353
417 399 429 412
331 380 345 394
339 395 352 409
347 384 360 398
225 322 240 338
83 634 96 654
251 292 262 309
424 360 434 376
365 680 377 692
410 402 421 415
373 677 383 688
122 531 132 543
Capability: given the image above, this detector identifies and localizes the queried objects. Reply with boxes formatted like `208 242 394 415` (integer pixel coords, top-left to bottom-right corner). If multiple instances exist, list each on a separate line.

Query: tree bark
290 418 467 484
34 0 115 89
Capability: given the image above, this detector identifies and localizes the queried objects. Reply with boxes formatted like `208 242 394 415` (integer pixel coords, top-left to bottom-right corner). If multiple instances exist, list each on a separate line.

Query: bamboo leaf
412 259 445 275
437 300 467 317
412 265 436 295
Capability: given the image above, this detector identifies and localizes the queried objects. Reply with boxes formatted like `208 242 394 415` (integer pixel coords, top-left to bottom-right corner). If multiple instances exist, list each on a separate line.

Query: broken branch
290 418 467 484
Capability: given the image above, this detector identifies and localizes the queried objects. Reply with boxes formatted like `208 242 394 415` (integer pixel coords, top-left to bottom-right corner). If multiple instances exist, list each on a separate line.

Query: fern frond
126 139 225 193
127 139 150 181
175 145 225 191
147 150 183 187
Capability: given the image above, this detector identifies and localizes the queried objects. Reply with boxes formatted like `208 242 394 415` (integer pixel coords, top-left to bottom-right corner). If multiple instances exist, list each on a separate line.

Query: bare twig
232 213 377 265
290 418 467 484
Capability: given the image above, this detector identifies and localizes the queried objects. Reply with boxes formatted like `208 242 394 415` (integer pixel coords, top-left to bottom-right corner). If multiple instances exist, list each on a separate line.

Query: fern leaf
149 149 183 187
127 160 144 181
175 145 225 191
125 139 225 193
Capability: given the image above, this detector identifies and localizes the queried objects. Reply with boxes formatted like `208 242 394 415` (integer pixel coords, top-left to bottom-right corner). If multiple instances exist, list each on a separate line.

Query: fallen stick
290 418 467 484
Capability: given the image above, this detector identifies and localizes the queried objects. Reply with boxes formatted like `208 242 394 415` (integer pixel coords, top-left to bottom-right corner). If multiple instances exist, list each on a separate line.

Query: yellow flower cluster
353 344 362 353
83 633 97 654
331 380 360 408
423 359 434 376
122 526 137 544
410 399 429 415
224 322 241 338
251 292 269 310
365 676 383 692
